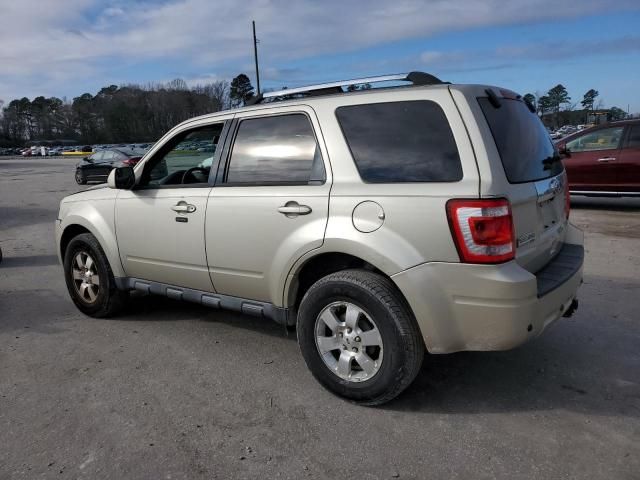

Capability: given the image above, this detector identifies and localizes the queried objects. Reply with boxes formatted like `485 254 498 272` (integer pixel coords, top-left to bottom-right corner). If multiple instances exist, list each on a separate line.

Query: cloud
415 35 640 75
1 0 639 100
495 35 640 61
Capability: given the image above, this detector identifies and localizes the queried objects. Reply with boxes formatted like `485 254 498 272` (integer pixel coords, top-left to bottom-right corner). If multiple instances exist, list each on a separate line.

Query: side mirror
108 166 136 189
558 144 571 158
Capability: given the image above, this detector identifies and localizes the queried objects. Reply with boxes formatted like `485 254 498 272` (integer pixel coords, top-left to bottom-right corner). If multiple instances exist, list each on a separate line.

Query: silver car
55 72 584 405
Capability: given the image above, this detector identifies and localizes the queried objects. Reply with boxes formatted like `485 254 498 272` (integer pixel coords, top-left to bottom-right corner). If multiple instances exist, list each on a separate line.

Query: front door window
566 127 623 153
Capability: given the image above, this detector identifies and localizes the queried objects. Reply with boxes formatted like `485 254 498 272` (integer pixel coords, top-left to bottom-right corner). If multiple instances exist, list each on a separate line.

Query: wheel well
290 253 385 308
59 225 91 260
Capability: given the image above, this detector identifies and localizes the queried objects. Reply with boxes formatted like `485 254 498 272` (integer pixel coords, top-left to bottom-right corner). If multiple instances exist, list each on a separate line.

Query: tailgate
510 173 568 273
471 87 568 273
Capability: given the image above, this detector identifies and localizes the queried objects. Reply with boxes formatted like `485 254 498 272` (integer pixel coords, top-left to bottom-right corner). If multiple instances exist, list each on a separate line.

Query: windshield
478 97 563 183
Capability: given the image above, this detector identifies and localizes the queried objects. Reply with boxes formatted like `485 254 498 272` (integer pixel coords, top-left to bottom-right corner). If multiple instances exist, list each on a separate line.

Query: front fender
58 201 124 278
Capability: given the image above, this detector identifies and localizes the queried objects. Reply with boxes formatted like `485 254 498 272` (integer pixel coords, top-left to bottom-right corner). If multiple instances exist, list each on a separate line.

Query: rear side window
335 101 462 183
226 114 324 185
478 97 563 183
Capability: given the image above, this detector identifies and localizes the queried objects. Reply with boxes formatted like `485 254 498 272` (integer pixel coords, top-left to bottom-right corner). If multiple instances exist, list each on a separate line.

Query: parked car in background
556 119 640 196
75 148 144 184
550 131 563 140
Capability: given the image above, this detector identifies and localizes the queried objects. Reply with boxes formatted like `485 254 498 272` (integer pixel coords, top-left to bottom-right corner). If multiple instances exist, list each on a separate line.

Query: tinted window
478 97 563 183
226 114 323 184
566 127 623 153
143 124 224 187
335 101 462 183
626 125 640 149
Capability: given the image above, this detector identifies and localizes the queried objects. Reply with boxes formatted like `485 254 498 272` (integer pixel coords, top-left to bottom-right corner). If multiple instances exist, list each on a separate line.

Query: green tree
523 93 536 111
546 84 571 127
230 74 254 107
581 89 599 112
537 95 552 116
347 83 372 92
608 107 627 121
547 84 571 113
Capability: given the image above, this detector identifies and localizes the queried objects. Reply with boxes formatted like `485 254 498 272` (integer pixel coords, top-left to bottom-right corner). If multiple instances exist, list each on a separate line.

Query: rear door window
478 97 563 183
335 100 462 183
225 114 324 185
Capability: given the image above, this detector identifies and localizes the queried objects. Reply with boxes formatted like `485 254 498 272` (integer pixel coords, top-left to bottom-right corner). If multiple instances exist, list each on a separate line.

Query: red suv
556 120 640 196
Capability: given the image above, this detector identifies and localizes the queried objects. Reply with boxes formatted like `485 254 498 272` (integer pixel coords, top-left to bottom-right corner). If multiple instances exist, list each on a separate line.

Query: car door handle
597 157 616 163
171 202 196 213
277 202 312 216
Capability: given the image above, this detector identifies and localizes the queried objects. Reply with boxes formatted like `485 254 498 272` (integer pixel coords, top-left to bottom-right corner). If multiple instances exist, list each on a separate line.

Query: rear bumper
392 223 584 354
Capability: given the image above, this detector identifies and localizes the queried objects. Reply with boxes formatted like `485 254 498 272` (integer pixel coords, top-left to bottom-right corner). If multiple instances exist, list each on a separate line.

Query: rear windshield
336 100 462 183
478 97 563 183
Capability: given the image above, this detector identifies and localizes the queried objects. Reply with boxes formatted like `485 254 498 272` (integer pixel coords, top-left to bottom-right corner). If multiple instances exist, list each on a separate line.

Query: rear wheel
297 269 424 405
63 233 127 317
75 169 87 185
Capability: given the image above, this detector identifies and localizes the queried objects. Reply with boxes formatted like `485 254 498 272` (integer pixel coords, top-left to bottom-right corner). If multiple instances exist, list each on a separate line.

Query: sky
1 0 640 112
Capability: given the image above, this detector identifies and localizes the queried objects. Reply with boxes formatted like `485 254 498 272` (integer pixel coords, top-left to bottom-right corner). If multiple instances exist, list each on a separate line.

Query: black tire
75 169 87 185
297 269 424 406
63 233 127 317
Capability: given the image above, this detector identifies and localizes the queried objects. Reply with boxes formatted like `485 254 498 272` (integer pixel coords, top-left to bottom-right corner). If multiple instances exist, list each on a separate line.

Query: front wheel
75 169 87 185
297 269 424 405
63 233 127 317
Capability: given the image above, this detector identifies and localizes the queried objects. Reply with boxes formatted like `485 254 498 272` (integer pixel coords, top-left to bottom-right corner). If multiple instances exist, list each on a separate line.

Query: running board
114 277 291 326
570 190 640 197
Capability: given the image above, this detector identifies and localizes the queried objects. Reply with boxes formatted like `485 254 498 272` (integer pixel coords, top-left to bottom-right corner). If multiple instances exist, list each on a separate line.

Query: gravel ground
1 156 639 480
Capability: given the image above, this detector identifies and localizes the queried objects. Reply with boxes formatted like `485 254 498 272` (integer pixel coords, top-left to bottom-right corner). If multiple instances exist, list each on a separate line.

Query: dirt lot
1 156 639 479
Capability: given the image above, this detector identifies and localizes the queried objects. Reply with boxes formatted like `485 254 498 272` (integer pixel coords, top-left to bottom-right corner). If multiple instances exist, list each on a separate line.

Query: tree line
522 85 628 128
0 74 630 147
0 78 233 147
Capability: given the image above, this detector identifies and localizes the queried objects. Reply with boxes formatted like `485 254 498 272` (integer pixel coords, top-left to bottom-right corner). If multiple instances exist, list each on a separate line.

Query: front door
617 124 640 194
206 107 331 305
563 126 624 192
82 151 105 182
115 120 228 291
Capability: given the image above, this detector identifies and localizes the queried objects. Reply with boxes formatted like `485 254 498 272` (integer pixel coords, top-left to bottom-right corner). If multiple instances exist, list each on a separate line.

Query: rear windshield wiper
542 155 562 170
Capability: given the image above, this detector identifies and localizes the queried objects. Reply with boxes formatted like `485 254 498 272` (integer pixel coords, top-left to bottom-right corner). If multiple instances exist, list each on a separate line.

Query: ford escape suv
56 72 584 405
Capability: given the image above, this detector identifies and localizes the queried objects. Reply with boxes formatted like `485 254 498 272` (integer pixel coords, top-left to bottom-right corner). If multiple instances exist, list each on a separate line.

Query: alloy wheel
314 301 384 382
71 251 100 304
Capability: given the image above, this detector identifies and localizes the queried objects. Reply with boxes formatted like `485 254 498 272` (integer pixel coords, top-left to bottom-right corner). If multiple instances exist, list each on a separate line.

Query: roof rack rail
246 71 447 105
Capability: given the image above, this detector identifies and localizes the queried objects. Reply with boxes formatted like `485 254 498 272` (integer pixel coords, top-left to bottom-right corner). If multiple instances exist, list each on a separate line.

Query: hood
61 184 115 205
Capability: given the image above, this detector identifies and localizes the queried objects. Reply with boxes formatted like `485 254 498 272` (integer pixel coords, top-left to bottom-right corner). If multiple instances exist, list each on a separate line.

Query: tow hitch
563 298 579 318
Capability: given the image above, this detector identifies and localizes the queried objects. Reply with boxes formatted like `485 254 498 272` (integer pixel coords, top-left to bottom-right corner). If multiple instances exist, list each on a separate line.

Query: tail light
446 198 515 264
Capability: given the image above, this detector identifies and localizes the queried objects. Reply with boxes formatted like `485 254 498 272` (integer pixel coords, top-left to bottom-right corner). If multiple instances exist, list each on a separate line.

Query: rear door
206 106 330 305
472 89 567 273
617 124 640 193
563 126 624 192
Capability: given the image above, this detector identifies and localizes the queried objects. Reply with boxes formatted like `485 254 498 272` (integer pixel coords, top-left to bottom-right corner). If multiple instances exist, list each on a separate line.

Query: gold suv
56 72 584 405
